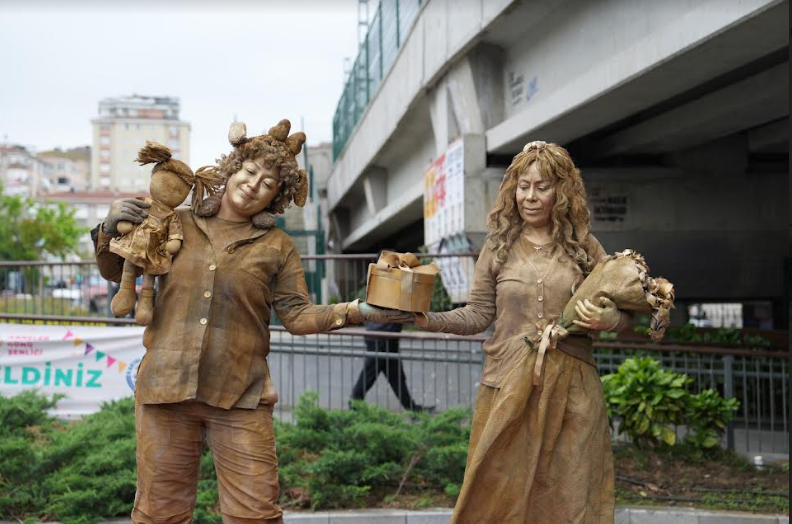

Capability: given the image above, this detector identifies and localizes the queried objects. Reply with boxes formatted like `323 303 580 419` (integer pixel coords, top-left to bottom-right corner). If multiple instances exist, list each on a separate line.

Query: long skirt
450 346 615 524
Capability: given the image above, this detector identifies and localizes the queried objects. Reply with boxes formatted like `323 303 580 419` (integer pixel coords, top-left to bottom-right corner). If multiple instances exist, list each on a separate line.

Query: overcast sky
0 0 360 167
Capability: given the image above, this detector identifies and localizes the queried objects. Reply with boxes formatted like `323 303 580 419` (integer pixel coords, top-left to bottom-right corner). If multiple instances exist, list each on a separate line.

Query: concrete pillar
468 43 505 131
363 166 388 216
428 82 459 156
426 48 507 252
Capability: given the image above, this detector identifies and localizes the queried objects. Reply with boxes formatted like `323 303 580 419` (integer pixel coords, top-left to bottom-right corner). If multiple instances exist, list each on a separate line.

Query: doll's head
137 142 223 210
136 142 193 207
195 119 309 228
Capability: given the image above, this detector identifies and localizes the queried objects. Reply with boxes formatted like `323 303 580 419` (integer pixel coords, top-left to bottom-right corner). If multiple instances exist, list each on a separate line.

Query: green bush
602 357 739 451
602 357 689 447
277 392 470 509
685 389 740 449
0 391 471 523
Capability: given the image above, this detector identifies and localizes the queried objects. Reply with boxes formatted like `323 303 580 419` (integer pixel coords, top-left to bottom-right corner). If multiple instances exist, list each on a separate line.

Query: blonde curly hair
486 142 595 273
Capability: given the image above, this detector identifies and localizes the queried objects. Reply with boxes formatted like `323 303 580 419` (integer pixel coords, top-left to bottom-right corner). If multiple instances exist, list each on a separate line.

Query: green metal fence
332 0 423 160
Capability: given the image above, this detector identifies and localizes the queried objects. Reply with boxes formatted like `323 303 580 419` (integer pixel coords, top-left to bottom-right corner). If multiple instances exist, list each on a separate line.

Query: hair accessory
523 140 548 152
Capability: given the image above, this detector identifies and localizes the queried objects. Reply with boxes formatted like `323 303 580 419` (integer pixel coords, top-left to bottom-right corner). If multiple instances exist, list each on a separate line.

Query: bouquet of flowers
530 250 674 386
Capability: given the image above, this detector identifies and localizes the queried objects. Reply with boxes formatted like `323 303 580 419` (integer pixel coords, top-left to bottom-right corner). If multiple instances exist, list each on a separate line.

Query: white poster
0 324 145 418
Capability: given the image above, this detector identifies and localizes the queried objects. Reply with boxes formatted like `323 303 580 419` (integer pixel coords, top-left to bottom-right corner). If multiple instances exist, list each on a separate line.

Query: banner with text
0 324 145 418
423 139 464 250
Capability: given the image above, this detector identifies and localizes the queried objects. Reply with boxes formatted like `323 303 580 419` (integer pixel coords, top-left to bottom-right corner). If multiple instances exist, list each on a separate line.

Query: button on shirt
92 210 351 409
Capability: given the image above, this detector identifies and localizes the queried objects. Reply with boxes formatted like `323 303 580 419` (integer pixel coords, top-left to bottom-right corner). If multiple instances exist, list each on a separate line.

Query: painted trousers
133 398 283 524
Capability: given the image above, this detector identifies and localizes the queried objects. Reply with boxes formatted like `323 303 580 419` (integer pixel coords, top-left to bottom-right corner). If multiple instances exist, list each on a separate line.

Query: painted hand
572 297 622 331
103 198 150 236
358 302 416 324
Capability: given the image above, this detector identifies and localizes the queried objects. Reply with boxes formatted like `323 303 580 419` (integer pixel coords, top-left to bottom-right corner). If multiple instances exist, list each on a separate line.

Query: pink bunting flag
106 356 117 368
63 330 74 340
84 343 95 355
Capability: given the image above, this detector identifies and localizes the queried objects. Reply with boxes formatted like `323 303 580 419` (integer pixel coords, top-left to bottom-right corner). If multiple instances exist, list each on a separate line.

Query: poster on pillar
0 324 145 418
424 139 472 303
424 139 464 250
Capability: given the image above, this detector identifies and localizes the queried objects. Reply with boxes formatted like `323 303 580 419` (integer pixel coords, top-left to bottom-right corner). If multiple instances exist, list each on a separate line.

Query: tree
0 186 87 261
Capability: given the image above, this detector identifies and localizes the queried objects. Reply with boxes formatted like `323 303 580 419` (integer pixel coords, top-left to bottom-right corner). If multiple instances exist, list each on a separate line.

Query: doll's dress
109 198 183 276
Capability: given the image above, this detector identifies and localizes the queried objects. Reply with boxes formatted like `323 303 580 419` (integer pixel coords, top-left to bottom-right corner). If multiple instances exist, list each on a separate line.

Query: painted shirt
93 209 352 409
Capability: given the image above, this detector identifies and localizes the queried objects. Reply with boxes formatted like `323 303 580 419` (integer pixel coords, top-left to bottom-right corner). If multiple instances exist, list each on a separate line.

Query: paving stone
327 509 406 524
284 512 330 524
629 507 698 524
405 509 452 524
614 507 630 524
698 512 780 524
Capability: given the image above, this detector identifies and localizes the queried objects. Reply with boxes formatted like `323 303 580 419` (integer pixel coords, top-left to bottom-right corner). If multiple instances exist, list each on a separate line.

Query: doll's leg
111 258 139 317
135 273 156 326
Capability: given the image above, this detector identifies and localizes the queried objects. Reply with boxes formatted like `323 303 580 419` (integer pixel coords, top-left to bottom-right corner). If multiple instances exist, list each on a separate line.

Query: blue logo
125 357 142 392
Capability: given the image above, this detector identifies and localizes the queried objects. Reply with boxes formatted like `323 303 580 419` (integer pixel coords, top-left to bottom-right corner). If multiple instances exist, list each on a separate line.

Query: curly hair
195 125 305 227
485 142 595 273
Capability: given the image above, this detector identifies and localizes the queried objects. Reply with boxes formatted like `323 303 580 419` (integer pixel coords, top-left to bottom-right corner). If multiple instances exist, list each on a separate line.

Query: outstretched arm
415 248 496 336
272 246 357 335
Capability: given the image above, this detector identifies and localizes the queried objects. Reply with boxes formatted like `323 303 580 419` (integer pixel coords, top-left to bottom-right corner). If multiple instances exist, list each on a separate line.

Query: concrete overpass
326 0 789 326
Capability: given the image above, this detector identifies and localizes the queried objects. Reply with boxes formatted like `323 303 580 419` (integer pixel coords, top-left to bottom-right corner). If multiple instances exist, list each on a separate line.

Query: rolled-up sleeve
91 223 126 283
272 247 354 335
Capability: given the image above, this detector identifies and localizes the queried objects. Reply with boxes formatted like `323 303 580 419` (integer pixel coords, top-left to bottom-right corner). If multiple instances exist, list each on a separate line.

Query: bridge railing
332 0 424 160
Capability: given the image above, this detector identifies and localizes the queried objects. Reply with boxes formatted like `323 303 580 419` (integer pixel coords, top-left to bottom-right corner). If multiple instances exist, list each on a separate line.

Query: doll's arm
165 213 184 255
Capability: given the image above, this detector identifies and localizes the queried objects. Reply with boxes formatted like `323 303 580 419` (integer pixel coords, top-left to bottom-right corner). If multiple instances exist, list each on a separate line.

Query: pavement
6 506 788 524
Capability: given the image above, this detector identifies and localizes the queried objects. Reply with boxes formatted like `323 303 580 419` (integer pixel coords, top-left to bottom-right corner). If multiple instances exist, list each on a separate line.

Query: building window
100 177 111 187
100 136 110 145
100 150 110 159
100 164 110 173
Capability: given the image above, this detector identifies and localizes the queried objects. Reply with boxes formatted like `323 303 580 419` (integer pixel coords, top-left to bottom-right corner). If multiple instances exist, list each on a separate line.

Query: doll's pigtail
192 166 225 216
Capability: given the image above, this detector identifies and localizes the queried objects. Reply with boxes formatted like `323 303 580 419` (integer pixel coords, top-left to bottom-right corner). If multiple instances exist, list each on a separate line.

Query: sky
0 0 361 167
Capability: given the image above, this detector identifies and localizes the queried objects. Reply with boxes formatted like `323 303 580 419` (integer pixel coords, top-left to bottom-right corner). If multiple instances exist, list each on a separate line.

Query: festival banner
0 324 145 418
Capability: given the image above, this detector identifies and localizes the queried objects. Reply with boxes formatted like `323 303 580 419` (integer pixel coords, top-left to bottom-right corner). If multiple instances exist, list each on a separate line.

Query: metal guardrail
1 255 789 455
332 0 424 159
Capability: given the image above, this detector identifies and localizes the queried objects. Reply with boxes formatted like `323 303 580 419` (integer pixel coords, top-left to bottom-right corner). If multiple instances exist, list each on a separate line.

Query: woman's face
220 158 280 221
515 162 555 229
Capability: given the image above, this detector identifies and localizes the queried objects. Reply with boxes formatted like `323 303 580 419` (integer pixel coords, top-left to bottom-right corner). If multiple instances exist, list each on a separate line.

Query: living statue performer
92 119 406 524
412 141 640 524
108 141 223 325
